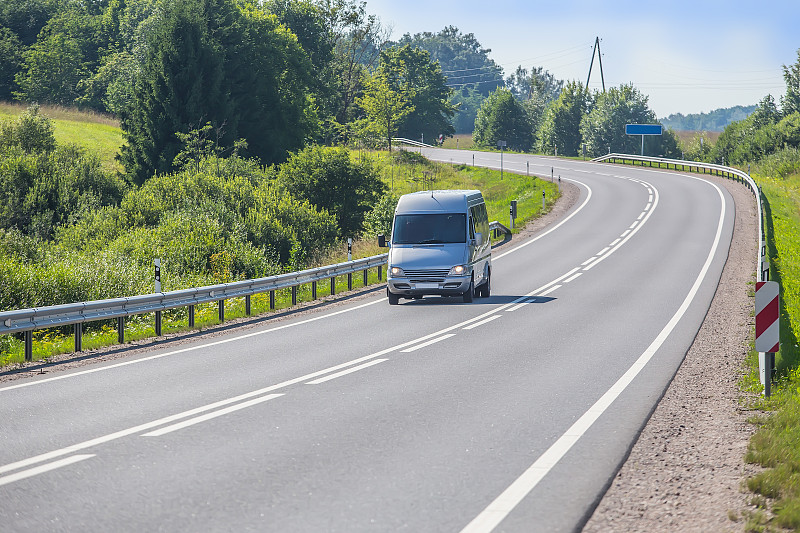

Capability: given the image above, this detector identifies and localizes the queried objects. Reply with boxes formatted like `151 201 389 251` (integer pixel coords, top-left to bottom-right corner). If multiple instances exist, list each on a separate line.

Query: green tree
0 0 57 47
537 80 589 156
782 48 800 116
0 26 22 100
394 26 503 134
713 95 782 165
377 45 455 143
580 84 677 157
119 0 228 183
15 31 88 105
322 0 388 128
356 70 414 150
506 65 562 103
472 88 533 152
120 0 314 184
277 145 385 237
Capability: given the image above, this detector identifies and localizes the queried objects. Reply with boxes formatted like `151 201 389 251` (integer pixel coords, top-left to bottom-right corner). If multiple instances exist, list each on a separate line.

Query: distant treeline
660 105 756 132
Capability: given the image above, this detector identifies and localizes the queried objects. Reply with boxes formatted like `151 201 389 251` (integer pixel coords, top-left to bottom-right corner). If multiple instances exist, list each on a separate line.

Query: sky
363 0 799 118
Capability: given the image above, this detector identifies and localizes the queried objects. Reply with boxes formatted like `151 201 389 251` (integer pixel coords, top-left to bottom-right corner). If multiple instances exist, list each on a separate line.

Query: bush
361 193 398 238
277 145 385 237
754 147 800 178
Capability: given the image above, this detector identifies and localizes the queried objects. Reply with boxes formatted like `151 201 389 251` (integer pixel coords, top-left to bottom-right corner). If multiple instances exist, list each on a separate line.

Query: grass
371 149 559 231
0 101 125 172
1 145 559 369
440 133 474 150
742 171 800 530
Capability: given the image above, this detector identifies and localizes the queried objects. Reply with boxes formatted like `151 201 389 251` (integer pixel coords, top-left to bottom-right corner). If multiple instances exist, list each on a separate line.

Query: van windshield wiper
417 239 445 244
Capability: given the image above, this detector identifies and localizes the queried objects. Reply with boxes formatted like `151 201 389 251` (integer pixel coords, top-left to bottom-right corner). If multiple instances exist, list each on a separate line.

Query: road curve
0 149 734 532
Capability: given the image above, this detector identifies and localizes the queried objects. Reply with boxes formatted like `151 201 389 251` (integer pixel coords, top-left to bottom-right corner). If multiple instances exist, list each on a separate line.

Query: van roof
395 190 484 213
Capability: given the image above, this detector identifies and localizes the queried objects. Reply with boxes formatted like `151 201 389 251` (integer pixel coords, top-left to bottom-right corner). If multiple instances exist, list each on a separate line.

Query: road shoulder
583 174 760 532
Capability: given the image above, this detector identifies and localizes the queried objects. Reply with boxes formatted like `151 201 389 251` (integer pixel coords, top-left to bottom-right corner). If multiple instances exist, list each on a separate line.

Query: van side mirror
378 234 388 248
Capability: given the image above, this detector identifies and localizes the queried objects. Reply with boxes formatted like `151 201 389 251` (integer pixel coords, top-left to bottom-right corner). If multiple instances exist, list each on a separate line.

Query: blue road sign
626 124 663 135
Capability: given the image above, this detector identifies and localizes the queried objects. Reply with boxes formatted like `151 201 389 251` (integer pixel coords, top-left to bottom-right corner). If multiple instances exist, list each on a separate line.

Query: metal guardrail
1 222 511 362
392 137 435 148
591 153 766 285
2 255 387 362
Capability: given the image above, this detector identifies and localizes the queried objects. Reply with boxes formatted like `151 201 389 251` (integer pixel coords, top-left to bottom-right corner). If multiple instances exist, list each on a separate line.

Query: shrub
277 145 385 237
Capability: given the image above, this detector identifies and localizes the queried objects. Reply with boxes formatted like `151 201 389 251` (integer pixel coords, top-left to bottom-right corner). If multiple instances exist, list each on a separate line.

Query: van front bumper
387 275 471 297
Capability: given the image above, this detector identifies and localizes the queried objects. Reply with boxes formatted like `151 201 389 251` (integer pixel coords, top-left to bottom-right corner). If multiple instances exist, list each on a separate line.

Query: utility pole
586 37 606 92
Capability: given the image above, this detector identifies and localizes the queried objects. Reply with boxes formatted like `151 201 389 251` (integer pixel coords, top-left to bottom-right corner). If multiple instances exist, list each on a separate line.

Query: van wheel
478 271 491 298
462 279 474 303
388 289 400 305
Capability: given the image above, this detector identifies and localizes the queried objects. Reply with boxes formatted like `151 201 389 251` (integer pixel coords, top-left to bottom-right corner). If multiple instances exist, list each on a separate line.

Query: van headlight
390 266 404 277
448 265 467 276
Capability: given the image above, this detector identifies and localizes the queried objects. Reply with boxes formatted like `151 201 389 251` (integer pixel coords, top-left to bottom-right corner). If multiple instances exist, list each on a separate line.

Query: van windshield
392 213 466 244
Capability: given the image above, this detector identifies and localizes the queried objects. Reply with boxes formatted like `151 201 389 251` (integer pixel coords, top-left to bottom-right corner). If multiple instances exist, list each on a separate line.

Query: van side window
468 212 476 239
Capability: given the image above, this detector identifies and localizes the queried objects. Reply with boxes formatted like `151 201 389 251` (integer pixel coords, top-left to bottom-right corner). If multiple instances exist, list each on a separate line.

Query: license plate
415 282 439 289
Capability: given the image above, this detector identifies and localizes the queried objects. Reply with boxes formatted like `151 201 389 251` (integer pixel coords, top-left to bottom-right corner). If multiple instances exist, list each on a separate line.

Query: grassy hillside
0 102 125 172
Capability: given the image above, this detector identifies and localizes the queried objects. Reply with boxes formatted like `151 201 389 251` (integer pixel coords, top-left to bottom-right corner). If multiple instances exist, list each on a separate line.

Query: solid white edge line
463 315 502 330
401 334 457 353
460 177 727 533
0 454 95 487
142 394 284 437
305 359 388 385
621 229 631 237
609 238 621 246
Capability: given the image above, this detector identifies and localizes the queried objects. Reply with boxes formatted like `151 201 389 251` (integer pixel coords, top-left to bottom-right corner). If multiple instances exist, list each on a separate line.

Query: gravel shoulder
582 174 760 532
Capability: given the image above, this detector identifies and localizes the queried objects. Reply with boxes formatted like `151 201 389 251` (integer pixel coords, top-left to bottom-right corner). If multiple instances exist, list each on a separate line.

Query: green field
0 102 125 172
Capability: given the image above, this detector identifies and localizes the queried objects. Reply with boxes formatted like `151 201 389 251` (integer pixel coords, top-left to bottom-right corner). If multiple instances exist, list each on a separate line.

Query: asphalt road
0 149 734 532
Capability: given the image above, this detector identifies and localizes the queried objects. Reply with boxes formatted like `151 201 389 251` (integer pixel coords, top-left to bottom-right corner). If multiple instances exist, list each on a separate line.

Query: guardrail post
219 300 224 322
363 268 368 286
188 306 194 328
348 273 353 291
118 316 124 343
378 265 382 281
245 295 251 316
331 276 336 295
270 290 275 310
155 311 162 336
25 330 32 362
292 286 297 306
75 323 82 352
312 281 317 300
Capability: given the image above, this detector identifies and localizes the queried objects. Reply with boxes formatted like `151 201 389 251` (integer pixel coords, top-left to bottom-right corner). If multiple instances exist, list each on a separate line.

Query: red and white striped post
756 281 780 397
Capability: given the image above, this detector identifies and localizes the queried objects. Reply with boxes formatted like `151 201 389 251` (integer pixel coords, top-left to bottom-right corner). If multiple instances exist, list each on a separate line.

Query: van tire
463 279 474 303
478 271 491 298
388 289 400 305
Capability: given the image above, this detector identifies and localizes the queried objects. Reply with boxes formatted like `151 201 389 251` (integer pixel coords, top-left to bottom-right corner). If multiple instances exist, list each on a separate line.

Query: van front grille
403 269 450 282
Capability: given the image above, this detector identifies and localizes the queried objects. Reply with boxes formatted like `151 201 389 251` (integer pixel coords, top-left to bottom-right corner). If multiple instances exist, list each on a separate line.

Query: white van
378 190 491 305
